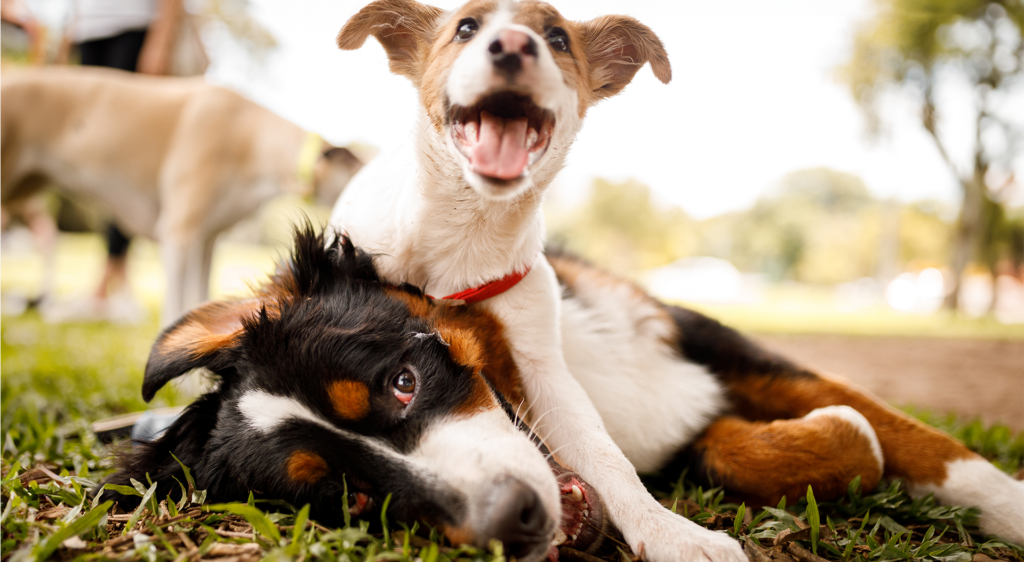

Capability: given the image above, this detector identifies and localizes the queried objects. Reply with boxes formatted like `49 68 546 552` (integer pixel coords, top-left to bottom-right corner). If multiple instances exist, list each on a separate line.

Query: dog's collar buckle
431 266 532 306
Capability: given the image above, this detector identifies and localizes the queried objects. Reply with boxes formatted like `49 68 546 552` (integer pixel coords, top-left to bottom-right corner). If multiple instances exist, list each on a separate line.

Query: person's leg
101 29 148 71
94 224 130 300
78 30 148 302
76 36 109 67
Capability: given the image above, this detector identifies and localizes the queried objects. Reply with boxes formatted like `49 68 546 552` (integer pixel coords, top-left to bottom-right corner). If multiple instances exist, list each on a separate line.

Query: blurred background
2 0 1022 435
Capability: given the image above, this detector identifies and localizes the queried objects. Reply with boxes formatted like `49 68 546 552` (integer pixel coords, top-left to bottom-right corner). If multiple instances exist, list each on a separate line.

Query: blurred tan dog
1 66 363 324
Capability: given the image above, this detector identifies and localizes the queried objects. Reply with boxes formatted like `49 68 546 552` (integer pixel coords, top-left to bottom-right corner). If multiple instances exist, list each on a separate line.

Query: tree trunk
944 168 986 310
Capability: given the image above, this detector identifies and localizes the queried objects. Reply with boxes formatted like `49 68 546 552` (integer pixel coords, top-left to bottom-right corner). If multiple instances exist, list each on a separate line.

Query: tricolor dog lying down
326 0 1022 560
105 228 1024 562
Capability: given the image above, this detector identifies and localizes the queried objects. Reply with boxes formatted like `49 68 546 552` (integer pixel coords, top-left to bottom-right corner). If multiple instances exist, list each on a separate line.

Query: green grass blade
123 480 158 536
843 511 871 560
129 478 148 496
169 453 195 490
806 486 820 555
342 475 351 528
34 501 112 559
102 483 143 498
287 504 310 556
381 493 393 547
206 502 282 544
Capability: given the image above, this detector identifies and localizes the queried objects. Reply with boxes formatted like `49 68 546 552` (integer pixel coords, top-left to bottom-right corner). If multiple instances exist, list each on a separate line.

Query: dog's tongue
469 111 530 180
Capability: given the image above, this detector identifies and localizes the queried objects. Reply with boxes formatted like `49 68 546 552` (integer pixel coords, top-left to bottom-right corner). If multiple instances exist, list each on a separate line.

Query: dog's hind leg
730 372 1024 544
670 306 1024 545
687 406 883 506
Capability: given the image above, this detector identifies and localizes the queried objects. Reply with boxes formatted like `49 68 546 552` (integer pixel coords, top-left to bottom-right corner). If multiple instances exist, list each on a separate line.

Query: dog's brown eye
455 18 479 41
393 370 416 404
547 27 569 52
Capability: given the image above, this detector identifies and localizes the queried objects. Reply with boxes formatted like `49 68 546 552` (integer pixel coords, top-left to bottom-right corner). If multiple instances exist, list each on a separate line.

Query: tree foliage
725 169 881 284
547 179 697 277
840 0 1023 306
549 170 960 287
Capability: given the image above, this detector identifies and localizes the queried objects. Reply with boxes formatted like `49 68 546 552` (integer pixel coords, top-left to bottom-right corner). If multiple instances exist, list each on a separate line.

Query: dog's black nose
489 30 537 77
484 479 550 558
491 50 522 75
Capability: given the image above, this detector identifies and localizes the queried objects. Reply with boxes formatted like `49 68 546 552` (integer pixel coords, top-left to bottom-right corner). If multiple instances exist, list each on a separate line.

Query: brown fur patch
380 282 524 410
434 320 498 415
384 286 432 318
692 414 883 505
429 302 524 409
328 380 372 421
157 299 263 360
286 450 329 485
440 523 475 548
577 15 671 102
336 0 445 82
511 2 592 117
455 372 499 415
723 372 976 487
419 0 500 131
435 325 485 373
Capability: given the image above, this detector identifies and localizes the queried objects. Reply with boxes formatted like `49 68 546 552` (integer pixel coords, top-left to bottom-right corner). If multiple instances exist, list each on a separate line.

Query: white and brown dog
326 1 1024 560
1 66 363 324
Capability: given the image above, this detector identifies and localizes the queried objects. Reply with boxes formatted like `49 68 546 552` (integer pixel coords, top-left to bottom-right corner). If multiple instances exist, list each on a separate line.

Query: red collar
430 266 532 305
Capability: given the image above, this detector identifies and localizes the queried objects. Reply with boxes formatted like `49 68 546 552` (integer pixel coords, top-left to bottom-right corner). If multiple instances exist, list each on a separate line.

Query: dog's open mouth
549 462 606 559
450 91 555 182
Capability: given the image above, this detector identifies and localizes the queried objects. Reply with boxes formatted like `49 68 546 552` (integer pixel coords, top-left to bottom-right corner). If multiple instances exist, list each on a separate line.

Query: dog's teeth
571 485 583 502
526 128 538 149
552 529 567 546
571 533 577 541
465 121 479 142
583 509 588 518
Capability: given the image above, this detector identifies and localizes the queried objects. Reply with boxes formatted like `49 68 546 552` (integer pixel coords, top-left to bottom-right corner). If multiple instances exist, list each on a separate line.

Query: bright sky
31 0 1019 219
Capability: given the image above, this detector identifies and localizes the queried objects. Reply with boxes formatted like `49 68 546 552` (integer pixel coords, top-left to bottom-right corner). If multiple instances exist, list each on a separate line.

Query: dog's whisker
543 439 582 462
522 406 565 440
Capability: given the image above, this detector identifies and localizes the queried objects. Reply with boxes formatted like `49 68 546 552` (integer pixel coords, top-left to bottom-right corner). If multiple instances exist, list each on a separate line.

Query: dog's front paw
624 510 746 562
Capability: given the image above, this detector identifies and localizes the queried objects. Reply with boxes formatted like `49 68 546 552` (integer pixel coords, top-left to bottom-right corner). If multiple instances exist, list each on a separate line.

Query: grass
3 235 1023 560
3 310 1024 561
681 284 1024 340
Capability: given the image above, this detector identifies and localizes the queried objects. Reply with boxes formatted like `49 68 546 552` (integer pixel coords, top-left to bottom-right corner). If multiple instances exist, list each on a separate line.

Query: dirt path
755 334 1024 431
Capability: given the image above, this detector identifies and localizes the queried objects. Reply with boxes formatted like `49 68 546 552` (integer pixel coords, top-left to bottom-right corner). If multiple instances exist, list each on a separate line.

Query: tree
547 179 697 277
841 0 1023 308
723 168 880 284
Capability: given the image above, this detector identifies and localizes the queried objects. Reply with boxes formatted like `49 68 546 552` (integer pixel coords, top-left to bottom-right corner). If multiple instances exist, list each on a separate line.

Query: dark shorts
77 28 148 72
76 29 148 256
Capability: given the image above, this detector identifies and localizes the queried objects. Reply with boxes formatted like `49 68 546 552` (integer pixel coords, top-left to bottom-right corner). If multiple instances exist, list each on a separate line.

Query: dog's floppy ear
337 0 445 81
143 299 261 401
579 15 671 101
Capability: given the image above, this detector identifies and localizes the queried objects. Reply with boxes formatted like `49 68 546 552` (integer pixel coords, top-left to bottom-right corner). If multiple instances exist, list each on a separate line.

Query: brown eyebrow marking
286 450 329 485
435 325 485 374
329 380 371 421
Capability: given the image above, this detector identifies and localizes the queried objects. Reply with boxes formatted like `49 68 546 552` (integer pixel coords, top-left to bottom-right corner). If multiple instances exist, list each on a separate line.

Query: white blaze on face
408 407 562 538
237 390 560 547
443 5 582 200
239 390 338 434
